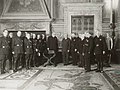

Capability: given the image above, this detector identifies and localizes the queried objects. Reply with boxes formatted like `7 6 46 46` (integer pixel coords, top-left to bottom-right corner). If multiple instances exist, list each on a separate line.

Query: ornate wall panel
54 0 103 19
62 3 104 36
0 0 51 34
1 0 50 19
60 0 103 3
1 21 50 34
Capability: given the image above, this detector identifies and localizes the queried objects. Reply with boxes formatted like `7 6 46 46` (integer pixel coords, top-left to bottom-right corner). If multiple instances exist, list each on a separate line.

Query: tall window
71 16 94 34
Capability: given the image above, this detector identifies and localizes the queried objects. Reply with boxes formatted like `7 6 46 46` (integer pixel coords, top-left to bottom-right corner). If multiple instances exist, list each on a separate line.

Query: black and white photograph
0 0 120 90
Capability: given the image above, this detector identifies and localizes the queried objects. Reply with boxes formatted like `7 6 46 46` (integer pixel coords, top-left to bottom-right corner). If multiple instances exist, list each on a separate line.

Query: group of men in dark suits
0 30 47 74
0 29 111 74
62 30 109 72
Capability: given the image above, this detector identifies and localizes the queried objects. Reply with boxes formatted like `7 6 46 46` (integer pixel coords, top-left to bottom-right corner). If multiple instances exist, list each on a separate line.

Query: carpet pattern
27 69 111 90
104 65 120 88
5 70 38 80
0 69 43 90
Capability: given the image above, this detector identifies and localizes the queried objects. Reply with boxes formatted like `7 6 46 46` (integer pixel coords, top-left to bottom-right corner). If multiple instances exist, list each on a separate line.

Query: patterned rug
0 69 43 90
27 69 111 90
4 70 38 80
104 65 120 89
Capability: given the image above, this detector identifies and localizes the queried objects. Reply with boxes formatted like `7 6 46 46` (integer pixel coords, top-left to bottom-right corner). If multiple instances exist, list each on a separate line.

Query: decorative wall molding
62 3 104 35
0 0 51 34
118 17 120 33
1 22 50 34
60 0 103 3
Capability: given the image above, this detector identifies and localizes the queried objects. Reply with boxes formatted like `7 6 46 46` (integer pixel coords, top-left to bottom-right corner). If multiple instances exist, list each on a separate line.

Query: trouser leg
80 54 84 67
66 52 69 65
1 59 5 74
75 53 78 65
107 51 111 66
1 55 6 74
62 52 66 65
84 54 91 71
100 55 103 71
78 54 82 67
96 54 103 71
25 54 29 69
16 54 22 68
9 54 13 70
41 52 45 65
96 55 100 70
13 54 19 72
37 56 41 67
20 54 24 69
53 51 57 66
29 55 32 68
33 53 36 67
63 51 69 65
72 52 77 65
71 52 74 65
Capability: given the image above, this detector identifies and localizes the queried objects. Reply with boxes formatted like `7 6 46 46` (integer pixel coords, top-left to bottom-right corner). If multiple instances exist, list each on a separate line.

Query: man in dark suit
39 34 47 65
77 34 85 67
82 32 93 72
32 34 38 67
70 33 78 65
8 32 13 70
94 30 106 72
62 34 70 65
75 34 80 65
0 30 10 74
36 34 41 66
47 32 58 67
24 33 33 70
12 31 23 72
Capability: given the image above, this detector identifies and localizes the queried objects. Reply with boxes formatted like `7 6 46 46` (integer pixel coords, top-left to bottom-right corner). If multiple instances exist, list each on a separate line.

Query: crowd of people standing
0 30 48 74
0 29 113 74
62 30 113 72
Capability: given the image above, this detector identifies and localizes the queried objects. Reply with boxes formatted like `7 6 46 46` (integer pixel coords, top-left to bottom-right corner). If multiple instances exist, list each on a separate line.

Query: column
51 0 53 18
118 0 120 33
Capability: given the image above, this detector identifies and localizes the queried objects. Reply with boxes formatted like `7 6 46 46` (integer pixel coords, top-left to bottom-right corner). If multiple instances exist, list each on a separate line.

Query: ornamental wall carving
62 3 104 36
1 22 50 34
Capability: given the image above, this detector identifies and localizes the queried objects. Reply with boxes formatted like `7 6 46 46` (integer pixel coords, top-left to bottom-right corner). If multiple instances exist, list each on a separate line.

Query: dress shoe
13 69 17 73
96 70 101 72
100 70 104 73
1 71 5 74
43 64 47 67
85 70 91 72
53 64 57 67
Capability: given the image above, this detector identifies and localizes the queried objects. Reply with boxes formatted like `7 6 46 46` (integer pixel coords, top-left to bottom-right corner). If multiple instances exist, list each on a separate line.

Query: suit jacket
47 36 58 51
32 39 37 52
40 39 47 53
70 37 77 52
12 36 24 54
76 37 84 54
62 38 70 52
82 36 93 54
36 39 42 52
94 35 107 55
9 38 12 53
24 38 33 54
0 37 10 55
